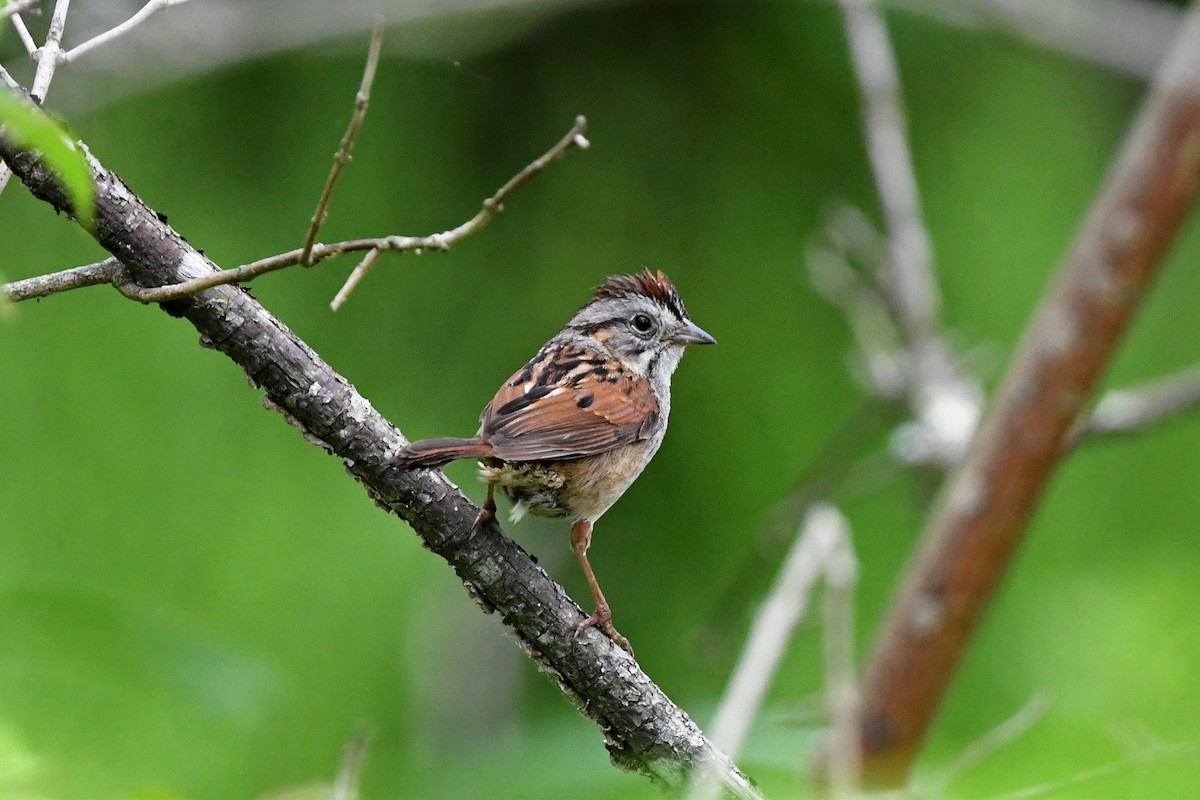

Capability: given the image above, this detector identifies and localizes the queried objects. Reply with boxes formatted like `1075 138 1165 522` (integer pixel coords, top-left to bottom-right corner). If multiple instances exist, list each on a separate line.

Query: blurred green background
3 2 1200 798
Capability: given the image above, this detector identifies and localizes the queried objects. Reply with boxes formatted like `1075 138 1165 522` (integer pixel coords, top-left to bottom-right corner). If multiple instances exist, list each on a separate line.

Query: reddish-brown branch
851 8 1200 787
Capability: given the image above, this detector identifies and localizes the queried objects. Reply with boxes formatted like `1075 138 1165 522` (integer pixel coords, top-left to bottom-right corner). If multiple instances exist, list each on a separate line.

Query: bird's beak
673 319 717 346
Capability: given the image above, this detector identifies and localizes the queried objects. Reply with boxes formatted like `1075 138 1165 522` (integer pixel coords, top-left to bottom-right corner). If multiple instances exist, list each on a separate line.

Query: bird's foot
471 486 497 531
574 602 633 656
471 504 495 531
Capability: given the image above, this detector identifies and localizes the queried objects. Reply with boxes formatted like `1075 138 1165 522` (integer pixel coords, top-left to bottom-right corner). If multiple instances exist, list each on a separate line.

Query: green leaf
0 91 94 229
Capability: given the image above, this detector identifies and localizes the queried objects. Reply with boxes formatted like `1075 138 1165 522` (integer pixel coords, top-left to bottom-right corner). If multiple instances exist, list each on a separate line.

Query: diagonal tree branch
0 115 759 799
848 5 1200 787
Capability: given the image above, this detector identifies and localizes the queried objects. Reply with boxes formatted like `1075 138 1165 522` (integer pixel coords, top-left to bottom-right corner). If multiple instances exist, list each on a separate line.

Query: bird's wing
480 344 659 462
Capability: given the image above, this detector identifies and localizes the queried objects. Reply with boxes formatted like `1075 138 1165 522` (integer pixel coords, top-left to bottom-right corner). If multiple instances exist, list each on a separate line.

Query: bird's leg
570 519 633 655
472 482 497 530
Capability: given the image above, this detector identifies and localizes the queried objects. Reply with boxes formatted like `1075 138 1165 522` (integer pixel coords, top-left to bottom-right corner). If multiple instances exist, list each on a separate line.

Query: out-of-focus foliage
2 3 1199 799
0 93 94 229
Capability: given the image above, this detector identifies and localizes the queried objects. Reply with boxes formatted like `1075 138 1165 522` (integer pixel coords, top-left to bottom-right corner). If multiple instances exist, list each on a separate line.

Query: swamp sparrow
392 269 715 652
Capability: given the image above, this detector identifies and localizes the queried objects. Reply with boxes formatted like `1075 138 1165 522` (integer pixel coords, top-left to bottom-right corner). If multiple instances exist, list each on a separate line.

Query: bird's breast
477 433 664 523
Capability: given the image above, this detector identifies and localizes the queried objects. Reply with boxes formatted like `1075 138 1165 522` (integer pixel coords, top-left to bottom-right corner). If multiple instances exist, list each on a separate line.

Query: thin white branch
0 62 19 91
330 247 380 311
3 0 194 196
1 0 40 22
2 0 67 198
710 506 846 755
985 740 1198 800
28 0 68 101
331 725 373 800
920 694 1052 797
2 2 41 197
836 0 984 469
9 9 38 55
687 504 851 800
61 0 190 65
890 0 1179 79
1069 364 1200 446
807 206 908 400
807 206 984 467
821 527 860 798
838 0 937 345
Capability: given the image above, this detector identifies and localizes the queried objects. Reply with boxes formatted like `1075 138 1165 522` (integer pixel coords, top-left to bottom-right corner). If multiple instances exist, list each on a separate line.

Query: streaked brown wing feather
480 349 658 462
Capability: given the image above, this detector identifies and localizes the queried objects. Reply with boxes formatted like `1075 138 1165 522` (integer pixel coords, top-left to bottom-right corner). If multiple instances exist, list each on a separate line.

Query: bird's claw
471 504 494 531
573 603 633 656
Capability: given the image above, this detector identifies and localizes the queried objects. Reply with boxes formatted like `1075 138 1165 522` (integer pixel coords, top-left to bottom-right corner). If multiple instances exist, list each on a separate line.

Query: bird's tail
391 437 494 469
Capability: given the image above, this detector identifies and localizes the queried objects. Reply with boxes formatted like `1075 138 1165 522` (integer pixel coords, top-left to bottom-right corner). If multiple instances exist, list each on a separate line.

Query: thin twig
688 505 849 800
9 9 38 55
327 114 589 306
1068 364 1200 447
837 0 938 346
807 207 908 400
1 0 47 194
1 116 590 306
29 0 68 101
330 247 380 311
2 256 118 301
920 694 1052 797
985 740 1199 800
107 236 428 302
1 0 40 22
300 18 384 269
852 5 1200 786
834 0 983 468
822 528 860 798
60 0 190 64
0 62 20 91
331 723 373 800
709 506 846 755
3 235 399 304
472 115 589 230
892 0 1179 80
698 404 901 661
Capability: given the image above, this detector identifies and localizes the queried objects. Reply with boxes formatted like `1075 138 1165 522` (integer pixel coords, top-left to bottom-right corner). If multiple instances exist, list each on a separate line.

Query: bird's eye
630 314 655 335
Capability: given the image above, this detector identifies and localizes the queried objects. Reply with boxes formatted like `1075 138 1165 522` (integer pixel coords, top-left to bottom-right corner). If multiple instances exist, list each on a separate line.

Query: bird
390 269 715 653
